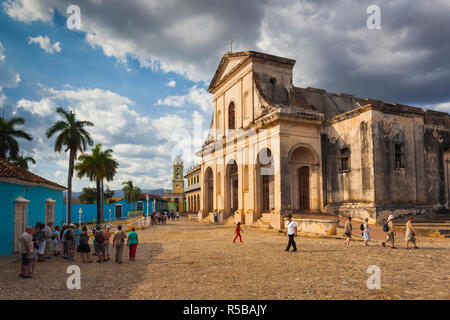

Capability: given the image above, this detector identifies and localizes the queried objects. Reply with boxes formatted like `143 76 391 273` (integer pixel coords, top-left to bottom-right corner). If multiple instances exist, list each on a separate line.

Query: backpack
360 223 364 231
382 222 389 232
79 233 89 245
96 232 105 244
65 229 73 241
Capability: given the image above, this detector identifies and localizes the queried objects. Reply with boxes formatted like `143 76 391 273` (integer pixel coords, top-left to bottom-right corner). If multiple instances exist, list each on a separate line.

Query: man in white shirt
285 215 298 252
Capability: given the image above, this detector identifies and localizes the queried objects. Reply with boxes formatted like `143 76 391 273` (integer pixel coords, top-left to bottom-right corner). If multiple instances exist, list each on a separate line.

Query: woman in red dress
233 222 243 243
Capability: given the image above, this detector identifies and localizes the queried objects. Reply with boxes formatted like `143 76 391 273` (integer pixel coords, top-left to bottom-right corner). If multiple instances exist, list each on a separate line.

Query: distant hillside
66 188 167 199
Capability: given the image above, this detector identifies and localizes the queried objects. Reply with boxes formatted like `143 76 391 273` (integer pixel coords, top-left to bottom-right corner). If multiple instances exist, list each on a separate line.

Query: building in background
65 193 169 223
0 158 66 256
185 164 201 213
163 156 185 212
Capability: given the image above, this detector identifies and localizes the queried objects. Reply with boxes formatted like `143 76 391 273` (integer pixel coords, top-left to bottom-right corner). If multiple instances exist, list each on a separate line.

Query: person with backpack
113 225 127 264
382 215 397 248
78 225 92 263
94 226 106 263
362 218 370 246
65 224 76 261
344 216 352 247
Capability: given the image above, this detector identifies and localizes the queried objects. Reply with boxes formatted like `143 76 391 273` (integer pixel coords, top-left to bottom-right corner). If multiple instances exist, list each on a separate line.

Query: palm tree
122 180 142 216
74 144 119 222
0 116 33 159
46 107 93 223
9 154 36 170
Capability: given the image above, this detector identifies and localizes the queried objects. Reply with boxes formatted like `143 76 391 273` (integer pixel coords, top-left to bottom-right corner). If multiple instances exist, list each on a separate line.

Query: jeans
286 234 297 251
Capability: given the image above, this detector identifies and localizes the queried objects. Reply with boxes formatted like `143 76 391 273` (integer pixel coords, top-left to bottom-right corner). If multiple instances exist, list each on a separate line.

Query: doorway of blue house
14 201 28 253
115 204 123 219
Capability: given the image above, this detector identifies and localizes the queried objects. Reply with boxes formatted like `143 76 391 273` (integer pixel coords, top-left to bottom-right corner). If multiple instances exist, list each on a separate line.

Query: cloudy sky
1 0 449 191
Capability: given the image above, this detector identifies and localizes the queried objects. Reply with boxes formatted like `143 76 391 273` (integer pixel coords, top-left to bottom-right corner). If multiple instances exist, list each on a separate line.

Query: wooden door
14 203 28 253
298 166 310 211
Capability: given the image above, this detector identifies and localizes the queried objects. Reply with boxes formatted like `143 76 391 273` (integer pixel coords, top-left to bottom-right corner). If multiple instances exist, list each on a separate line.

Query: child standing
233 222 243 244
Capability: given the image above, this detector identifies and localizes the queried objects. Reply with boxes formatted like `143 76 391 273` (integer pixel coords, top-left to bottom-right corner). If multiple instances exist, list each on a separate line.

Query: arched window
228 102 235 130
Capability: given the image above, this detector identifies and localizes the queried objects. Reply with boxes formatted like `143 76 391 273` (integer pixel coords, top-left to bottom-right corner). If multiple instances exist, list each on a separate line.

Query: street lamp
78 208 82 226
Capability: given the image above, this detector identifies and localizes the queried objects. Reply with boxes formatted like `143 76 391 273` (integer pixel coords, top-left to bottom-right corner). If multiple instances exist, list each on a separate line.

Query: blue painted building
0 158 66 256
64 194 169 223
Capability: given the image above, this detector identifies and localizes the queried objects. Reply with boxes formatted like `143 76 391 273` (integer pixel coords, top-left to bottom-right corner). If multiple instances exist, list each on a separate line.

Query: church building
199 51 450 229
164 156 185 213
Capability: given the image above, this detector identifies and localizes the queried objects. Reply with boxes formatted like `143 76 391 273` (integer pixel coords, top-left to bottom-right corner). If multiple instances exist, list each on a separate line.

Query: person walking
52 225 62 256
344 216 352 247
19 226 34 278
362 218 370 246
127 227 139 261
405 216 418 249
35 223 46 262
60 224 68 258
113 225 127 264
382 215 397 248
65 224 76 261
213 211 218 224
94 226 106 263
78 225 92 263
233 222 243 244
103 227 112 261
285 215 298 252
43 222 53 259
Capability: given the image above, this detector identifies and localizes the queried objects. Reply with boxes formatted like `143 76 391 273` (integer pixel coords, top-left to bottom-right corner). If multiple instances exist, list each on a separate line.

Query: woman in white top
363 218 370 246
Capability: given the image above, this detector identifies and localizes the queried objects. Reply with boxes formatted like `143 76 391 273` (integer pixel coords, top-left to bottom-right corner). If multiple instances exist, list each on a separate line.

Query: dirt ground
0 219 449 300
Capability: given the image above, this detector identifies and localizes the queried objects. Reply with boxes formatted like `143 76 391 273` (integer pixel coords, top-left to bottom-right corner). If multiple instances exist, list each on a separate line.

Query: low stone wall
326 202 437 225
284 218 340 235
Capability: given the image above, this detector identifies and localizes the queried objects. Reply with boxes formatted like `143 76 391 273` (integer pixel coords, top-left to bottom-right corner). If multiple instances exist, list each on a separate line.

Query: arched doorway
256 148 274 213
204 167 214 212
298 166 310 210
289 145 318 213
225 160 238 216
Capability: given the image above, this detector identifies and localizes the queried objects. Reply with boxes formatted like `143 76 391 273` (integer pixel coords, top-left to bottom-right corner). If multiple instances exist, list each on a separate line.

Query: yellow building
163 156 185 212
185 164 201 213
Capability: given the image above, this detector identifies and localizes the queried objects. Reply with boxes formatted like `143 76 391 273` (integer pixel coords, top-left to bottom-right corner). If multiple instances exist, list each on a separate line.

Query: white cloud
3 0 54 23
17 97 56 116
167 80 176 87
0 42 5 61
428 102 450 112
28 35 61 54
157 85 212 112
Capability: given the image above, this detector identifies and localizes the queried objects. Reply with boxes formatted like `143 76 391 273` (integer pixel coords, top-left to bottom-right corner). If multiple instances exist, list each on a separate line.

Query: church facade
199 51 450 229
163 156 185 213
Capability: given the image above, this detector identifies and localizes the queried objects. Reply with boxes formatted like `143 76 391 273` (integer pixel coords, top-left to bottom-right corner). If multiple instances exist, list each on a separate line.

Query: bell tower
172 156 184 193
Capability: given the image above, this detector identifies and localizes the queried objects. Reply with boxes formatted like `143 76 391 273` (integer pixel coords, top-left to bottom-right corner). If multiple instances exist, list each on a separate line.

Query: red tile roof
0 157 66 190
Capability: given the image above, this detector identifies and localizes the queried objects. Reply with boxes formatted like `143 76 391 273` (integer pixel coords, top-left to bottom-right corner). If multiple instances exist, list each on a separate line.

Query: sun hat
387 215 394 222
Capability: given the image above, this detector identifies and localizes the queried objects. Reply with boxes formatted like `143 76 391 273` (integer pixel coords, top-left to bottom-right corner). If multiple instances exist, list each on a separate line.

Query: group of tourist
231 213 420 252
18 222 140 279
149 210 180 226
343 215 419 249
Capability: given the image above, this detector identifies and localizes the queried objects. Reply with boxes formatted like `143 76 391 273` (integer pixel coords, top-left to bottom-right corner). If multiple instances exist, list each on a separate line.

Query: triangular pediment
208 52 252 93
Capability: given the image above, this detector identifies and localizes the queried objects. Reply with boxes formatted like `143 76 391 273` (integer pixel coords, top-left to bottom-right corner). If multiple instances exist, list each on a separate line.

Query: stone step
438 229 450 235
